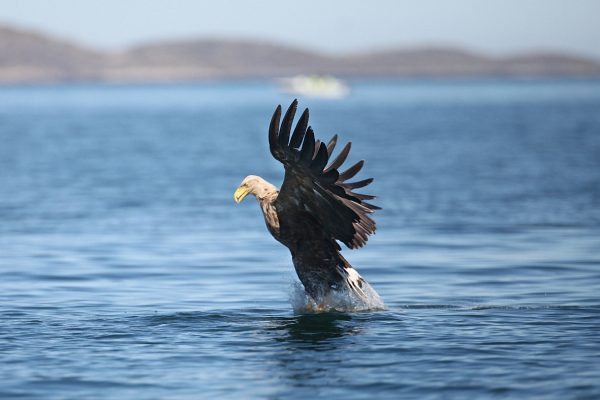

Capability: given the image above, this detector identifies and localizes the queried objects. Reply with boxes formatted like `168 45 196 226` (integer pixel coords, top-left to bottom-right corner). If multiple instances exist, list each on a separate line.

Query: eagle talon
302 302 328 313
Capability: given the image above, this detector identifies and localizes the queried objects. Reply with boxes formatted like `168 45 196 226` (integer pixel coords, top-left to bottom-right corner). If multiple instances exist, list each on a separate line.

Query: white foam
289 279 385 313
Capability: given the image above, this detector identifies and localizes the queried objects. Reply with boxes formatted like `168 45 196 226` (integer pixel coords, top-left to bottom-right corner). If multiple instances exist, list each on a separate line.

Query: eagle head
234 175 276 203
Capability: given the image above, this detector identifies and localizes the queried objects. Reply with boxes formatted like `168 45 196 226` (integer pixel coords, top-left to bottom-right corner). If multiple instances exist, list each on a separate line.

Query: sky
1 0 600 58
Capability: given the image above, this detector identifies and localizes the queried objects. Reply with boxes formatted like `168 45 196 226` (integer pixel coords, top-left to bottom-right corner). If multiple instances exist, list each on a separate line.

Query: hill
0 26 106 82
1 25 599 83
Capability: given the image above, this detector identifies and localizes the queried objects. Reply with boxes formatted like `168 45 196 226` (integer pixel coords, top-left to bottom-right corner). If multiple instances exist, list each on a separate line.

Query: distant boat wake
289 281 385 313
277 75 350 99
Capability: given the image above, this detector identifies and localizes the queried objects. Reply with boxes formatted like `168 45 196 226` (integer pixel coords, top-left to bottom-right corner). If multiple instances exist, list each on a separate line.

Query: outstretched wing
269 99 380 249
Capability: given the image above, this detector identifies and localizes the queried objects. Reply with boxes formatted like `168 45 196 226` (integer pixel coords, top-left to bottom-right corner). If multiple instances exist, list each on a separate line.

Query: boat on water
277 75 350 99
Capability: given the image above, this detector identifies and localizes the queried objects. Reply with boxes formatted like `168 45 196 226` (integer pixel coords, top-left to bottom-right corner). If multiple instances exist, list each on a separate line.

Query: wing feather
279 101 297 147
339 160 364 182
326 135 338 156
300 127 315 163
268 100 380 249
311 143 329 173
268 105 282 159
312 140 322 159
324 142 351 173
289 108 309 149
343 178 373 189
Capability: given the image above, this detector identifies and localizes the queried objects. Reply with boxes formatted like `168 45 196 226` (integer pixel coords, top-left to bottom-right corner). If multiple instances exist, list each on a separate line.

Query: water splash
289 280 385 313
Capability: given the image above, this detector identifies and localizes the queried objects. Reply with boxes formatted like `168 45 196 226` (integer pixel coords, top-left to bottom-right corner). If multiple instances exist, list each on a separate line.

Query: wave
289 281 385 313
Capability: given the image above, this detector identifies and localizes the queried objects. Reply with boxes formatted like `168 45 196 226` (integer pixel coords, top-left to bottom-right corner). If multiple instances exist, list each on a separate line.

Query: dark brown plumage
235 100 381 303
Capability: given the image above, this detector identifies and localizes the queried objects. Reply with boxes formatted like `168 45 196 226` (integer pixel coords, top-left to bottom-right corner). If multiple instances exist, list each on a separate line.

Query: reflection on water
270 313 358 345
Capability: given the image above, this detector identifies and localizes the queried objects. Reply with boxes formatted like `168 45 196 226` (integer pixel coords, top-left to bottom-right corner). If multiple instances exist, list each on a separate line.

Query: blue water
1 80 600 399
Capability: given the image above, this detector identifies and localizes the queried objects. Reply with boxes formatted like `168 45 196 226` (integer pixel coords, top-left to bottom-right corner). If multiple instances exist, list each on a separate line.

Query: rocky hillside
0 26 106 82
1 25 599 83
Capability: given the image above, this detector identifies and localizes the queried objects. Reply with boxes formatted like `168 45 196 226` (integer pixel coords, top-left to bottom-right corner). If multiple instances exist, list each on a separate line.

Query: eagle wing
269 100 380 249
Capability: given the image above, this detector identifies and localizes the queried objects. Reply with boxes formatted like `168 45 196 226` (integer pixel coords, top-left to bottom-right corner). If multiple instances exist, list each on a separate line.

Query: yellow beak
234 186 251 203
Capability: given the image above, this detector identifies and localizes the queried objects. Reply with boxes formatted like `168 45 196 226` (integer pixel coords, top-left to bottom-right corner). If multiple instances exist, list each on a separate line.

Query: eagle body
235 100 382 308
247 179 356 300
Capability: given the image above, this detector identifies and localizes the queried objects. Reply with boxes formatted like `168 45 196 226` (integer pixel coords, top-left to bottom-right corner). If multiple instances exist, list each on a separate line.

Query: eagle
234 100 383 311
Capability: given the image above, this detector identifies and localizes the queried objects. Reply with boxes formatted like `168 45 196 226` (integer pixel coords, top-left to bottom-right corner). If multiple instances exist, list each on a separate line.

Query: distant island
1 25 600 84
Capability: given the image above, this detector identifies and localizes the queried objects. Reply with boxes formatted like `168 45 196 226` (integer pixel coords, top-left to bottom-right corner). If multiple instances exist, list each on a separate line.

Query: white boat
278 75 350 99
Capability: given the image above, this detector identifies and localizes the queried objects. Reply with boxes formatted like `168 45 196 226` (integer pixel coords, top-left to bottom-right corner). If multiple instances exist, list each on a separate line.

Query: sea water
1 80 600 399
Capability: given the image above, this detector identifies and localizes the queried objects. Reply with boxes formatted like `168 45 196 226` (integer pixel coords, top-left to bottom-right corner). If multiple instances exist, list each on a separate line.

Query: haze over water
1 79 600 399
